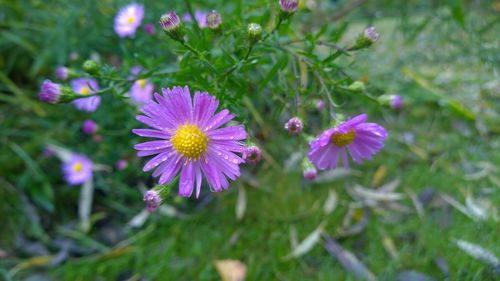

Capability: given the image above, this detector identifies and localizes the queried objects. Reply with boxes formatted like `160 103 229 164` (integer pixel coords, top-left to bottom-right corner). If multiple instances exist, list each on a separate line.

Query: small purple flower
116 159 128 171
183 11 207 28
159 11 181 32
315 100 325 112
243 145 262 165
206 10 222 30
364 26 379 43
39 80 61 104
144 190 161 213
284 117 303 136
303 167 317 181
390 95 403 110
130 79 154 104
143 23 155 35
43 146 55 158
130 65 143 76
82 119 98 135
63 154 93 185
55 66 69 80
279 0 299 13
114 3 144 38
308 114 387 170
133 86 247 198
70 78 101 112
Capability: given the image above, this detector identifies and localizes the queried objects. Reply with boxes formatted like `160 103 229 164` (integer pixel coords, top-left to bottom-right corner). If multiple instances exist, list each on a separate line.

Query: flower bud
39 79 77 104
82 119 98 135
115 159 129 171
159 11 184 42
206 10 222 30
243 145 262 165
279 0 299 19
55 66 69 80
82 60 100 76
301 158 317 181
351 26 379 51
144 184 171 213
143 23 155 35
390 95 403 110
315 100 325 112
247 23 262 44
347 81 365 92
284 117 303 136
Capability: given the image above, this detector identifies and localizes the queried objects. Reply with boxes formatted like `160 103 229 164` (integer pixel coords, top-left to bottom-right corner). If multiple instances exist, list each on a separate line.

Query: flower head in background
243 145 262 165
133 86 247 198
143 23 155 35
352 26 379 50
315 100 325 112
116 159 129 171
63 154 93 185
206 10 222 30
183 11 207 28
390 95 403 110
284 117 303 136
279 0 299 14
364 26 380 43
159 11 184 41
144 190 161 213
130 79 154 104
114 3 144 38
82 119 98 135
303 167 317 181
70 78 101 112
55 66 69 80
39 80 62 104
308 114 387 170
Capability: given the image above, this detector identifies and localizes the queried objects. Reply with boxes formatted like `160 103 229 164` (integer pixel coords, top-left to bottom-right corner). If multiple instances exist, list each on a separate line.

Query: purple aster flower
114 3 144 38
70 78 101 112
144 190 161 213
130 79 154 104
160 11 181 32
116 159 129 170
63 154 93 185
143 23 155 35
303 167 317 181
308 114 387 170
82 119 98 135
243 145 262 165
364 26 379 43
133 86 247 198
279 0 299 13
183 11 207 28
315 100 325 112
390 95 403 110
206 10 222 30
39 80 62 104
55 66 69 80
284 117 303 136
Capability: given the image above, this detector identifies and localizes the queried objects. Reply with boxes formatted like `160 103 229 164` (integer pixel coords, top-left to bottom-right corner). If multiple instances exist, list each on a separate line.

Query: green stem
184 0 200 35
179 41 218 74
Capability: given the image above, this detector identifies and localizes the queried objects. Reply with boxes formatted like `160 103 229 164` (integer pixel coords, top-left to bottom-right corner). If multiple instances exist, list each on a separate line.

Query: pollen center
72 162 83 172
127 16 135 24
80 87 90 95
171 124 208 159
137 79 147 88
331 130 356 147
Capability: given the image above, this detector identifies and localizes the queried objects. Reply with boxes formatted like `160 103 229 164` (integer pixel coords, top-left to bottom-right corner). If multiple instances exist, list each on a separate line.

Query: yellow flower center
330 130 356 147
171 124 208 159
127 16 135 24
72 162 83 172
80 87 90 95
137 79 147 88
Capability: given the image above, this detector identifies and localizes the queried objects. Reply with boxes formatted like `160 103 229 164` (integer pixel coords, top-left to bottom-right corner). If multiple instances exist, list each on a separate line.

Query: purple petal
134 140 171 151
178 162 195 197
208 125 247 141
132 128 172 139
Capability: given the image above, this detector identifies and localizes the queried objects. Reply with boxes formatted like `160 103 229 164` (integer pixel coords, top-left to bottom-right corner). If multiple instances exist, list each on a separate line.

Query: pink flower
114 3 144 38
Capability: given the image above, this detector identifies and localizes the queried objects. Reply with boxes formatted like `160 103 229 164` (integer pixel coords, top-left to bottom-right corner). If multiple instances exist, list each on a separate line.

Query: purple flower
308 114 387 170
144 190 161 212
390 95 403 110
315 100 325 112
55 66 69 80
63 154 93 185
130 79 154 104
206 10 222 30
364 26 379 43
116 159 129 170
70 78 101 112
284 117 303 136
303 167 317 181
183 11 207 28
160 11 181 32
133 86 247 198
114 3 144 38
143 23 155 35
82 119 98 135
43 146 55 158
279 0 299 13
39 80 61 104
243 145 262 165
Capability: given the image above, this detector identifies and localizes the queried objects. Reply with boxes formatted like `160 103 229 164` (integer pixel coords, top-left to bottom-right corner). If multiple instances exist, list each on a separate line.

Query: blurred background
0 0 499 280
